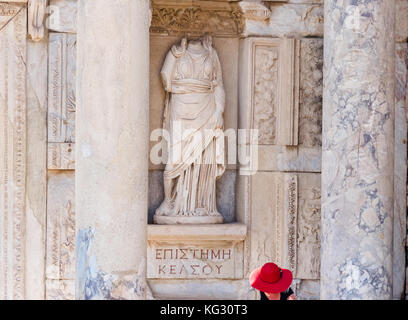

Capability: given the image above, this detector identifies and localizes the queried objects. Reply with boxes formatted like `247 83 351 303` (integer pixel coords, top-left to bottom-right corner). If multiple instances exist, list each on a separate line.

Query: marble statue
154 35 225 224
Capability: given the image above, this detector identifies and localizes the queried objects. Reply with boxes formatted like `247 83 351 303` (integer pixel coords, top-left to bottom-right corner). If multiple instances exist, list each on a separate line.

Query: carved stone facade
47 32 76 173
253 44 278 144
48 33 76 144
150 1 243 37
297 174 321 280
248 173 298 275
298 39 323 148
240 37 299 147
44 26 77 300
46 172 75 299
0 0 406 301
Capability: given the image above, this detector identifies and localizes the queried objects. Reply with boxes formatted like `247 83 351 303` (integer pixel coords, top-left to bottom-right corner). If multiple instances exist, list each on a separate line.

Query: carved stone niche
149 3 242 224
239 37 300 147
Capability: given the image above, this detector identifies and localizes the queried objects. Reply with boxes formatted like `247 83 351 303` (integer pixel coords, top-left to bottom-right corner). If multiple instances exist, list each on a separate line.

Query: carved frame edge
245 37 300 146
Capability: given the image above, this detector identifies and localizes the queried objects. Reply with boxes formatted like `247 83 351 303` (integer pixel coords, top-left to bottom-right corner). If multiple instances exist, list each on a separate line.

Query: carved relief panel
296 173 321 279
45 172 75 299
45 31 77 300
239 37 299 146
298 39 323 148
248 173 298 276
48 32 76 144
248 172 321 280
48 142 75 170
238 38 322 173
48 32 76 171
150 1 243 37
0 2 27 300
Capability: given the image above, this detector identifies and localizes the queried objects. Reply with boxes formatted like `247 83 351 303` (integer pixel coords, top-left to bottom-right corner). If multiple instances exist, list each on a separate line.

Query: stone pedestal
154 216 223 225
321 0 395 299
75 0 151 300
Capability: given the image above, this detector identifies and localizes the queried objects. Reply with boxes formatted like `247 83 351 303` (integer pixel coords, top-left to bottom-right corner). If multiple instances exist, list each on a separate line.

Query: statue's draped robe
158 41 225 216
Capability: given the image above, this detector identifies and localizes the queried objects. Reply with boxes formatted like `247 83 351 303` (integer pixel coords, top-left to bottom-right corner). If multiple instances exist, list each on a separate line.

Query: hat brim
249 267 293 293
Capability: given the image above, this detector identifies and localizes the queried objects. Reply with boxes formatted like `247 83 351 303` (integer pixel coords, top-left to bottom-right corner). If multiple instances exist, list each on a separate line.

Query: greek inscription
151 246 235 278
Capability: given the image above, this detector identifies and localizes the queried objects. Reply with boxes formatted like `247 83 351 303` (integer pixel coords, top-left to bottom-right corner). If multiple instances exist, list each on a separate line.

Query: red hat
249 262 293 293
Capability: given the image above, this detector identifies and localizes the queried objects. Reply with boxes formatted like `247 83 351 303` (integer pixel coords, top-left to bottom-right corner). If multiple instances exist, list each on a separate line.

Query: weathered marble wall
395 42 407 300
46 172 75 299
395 0 408 301
145 0 325 299
3 0 403 300
238 4 323 299
395 1 408 296
45 26 77 301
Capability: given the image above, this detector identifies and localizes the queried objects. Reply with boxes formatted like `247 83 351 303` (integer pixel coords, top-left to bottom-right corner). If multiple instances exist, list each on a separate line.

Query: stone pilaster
75 0 151 300
0 2 27 300
321 0 395 299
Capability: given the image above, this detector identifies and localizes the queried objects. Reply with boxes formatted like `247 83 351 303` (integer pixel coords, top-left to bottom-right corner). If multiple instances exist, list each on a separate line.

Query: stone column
321 1 395 299
75 0 151 300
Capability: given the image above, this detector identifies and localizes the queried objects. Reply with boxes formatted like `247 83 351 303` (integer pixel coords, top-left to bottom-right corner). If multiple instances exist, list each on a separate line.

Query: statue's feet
155 199 173 216
194 208 222 217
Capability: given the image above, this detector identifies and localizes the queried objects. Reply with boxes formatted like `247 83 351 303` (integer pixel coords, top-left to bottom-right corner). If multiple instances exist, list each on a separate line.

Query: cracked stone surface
321 0 395 299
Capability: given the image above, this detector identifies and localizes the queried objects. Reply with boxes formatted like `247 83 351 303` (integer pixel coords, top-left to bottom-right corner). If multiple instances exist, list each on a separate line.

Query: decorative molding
285 174 297 274
239 1 271 22
47 143 75 170
0 3 27 299
150 4 244 36
48 32 76 143
0 3 21 16
276 173 297 275
277 39 299 146
241 37 299 146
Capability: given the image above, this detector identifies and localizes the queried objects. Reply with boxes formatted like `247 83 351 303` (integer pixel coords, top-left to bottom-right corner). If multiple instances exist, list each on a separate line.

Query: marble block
147 224 246 280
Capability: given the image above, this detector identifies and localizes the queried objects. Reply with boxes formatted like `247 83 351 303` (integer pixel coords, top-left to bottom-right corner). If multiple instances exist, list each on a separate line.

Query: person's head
249 262 293 297
264 291 281 300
